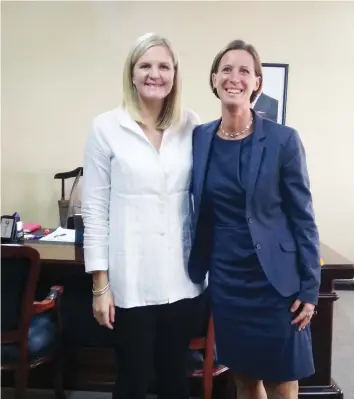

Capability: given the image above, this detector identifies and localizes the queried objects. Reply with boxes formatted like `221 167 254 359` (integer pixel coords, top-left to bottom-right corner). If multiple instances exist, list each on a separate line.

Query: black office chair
1 244 66 399
54 167 83 228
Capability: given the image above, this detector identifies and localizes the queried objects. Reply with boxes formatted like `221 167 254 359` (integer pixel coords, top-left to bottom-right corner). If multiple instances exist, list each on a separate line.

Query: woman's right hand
93 289 115 329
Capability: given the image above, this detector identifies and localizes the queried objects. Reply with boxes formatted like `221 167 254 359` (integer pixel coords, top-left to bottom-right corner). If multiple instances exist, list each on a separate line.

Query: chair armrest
32 285 64 315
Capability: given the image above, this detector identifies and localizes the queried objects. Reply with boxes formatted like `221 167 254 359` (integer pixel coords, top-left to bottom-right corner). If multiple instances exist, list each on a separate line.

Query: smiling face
212 49 261 109
132 45 175 103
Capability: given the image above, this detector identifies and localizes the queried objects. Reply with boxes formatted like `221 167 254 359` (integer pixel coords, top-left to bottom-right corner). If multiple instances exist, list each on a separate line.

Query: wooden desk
13 242 354 397
25 242 84 265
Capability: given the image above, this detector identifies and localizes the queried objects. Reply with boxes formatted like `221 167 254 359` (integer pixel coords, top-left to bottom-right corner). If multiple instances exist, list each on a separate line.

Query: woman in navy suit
188 39 321 399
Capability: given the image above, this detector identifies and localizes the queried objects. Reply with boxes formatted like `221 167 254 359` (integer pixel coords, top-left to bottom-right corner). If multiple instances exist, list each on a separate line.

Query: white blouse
81 107 204 308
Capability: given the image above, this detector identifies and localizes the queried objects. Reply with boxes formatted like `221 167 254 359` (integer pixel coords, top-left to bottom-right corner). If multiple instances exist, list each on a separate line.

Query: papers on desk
39 227 76 243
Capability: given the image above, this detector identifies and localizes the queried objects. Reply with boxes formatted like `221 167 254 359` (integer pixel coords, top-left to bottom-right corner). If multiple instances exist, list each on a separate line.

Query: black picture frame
252 63 289 125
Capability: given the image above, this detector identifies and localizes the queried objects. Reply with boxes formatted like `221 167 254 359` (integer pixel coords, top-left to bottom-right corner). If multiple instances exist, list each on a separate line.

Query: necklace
220 117 253 139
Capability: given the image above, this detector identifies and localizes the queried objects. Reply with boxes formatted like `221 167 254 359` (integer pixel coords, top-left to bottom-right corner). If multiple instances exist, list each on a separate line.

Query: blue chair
1 244 65 399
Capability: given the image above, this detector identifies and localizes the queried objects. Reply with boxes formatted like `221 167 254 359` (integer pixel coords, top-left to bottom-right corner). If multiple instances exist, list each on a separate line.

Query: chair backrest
54 167 83 200
1 245 41 344
54 167 83 227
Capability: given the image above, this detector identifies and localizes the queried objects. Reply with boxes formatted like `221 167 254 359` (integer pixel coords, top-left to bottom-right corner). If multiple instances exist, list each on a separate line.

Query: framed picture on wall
252 63 289 125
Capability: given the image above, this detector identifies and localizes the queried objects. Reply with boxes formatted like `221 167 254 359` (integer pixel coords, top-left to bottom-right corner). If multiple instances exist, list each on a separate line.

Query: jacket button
248 217 253 224
255 243 261 250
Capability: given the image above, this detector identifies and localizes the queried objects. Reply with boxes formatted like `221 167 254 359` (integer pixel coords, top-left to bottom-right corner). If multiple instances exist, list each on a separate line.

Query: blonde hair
122 33 182 130
210 39 263 103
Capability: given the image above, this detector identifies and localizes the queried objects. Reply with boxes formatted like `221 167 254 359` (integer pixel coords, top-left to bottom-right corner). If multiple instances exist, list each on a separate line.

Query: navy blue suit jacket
188 112 321 305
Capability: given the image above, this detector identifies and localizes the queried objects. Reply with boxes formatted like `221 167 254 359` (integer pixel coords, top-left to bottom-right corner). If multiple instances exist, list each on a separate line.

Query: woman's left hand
290 299 316 331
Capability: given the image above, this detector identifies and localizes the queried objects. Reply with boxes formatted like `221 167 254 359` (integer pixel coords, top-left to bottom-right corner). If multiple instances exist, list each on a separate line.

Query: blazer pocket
279 241 297 252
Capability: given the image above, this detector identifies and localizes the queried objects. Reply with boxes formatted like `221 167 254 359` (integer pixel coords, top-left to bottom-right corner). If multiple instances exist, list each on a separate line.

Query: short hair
209 39 263 104
122 33 181 130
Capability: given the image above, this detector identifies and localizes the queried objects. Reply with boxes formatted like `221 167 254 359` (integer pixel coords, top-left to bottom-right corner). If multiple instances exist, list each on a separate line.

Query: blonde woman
81 33 204 399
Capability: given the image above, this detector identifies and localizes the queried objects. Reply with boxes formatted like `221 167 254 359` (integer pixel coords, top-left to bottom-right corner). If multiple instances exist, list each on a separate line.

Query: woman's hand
290 299 316 331
93 289 115 329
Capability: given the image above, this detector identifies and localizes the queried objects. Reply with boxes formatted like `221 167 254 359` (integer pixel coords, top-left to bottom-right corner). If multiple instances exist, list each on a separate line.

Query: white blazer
82 107 204 308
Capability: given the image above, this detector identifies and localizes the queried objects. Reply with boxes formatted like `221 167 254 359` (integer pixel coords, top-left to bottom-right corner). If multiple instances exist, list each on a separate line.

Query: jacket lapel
246 111 266 202
194 119 220 219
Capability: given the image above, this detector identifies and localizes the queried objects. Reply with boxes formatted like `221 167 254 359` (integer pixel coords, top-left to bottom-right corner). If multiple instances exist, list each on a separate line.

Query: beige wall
1 1 354 261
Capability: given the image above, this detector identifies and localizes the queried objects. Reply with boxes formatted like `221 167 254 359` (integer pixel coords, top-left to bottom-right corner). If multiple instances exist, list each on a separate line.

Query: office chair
54 167 83 228
1 244 66 399
188 315 229 399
